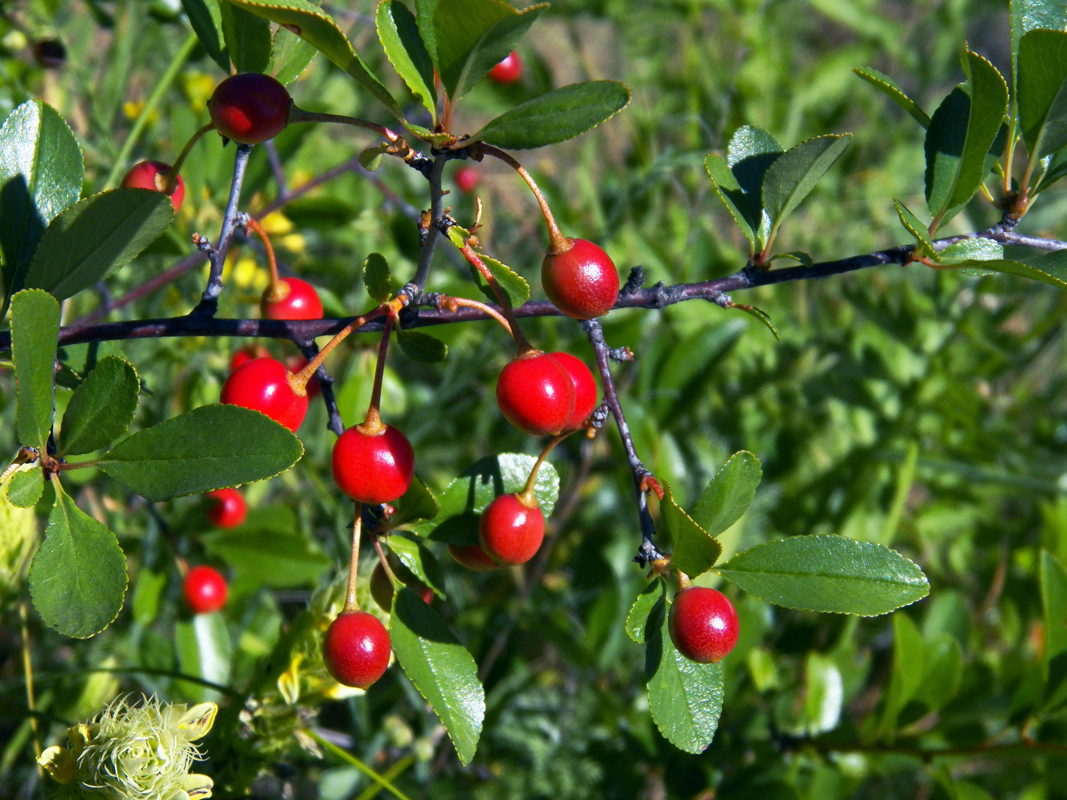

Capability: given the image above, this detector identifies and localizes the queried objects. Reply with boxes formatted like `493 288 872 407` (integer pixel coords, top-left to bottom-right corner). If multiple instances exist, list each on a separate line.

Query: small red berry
448 544 500 572
322 611 391 689
285 355 321 399
332 424 415 505
488 51 522 84
183 565 228 614
220 357 308 432
207 72 291 144
496 351 576 436
541 239 620 319
479 493 544 566
229 344 271 373
121 161 185 211
455 166 480 194
261 277 323 321
548 351 598 431
668 587 740 664
205 488 247 529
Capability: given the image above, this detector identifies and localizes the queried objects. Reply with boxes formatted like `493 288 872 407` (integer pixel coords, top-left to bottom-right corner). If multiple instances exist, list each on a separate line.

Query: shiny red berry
668 587 739 664
205 488 247 529
332 424 415 505
220 357 308 432
496 351 576 436
322 611 391 689
455 166 479 194
229 344 271 373
183 565 228 614
121 161 185 211
261 277 323 321
448 544 500 572
207 72 291 144
548 351 598 431
541 239 620 319
488 51 522 84
479 494 544 566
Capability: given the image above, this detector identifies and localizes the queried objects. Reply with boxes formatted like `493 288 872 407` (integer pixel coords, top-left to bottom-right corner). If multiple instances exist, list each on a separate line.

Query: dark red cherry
205 488 247 529
322 611 391 689
183 565 228 614
479 493 544 566
207 73 291 144
541 238 620 319
488 51 522 84
548 351 598 431
496 351 575 436
121 161 185 211
220 357 308 432
668 587 740 664
332 424 415 505
261 277 323 321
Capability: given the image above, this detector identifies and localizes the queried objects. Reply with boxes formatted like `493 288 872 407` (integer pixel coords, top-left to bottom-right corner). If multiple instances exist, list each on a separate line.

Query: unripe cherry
448 544 500 572
541 238 620 319
548 351 598 431
479 493 544 566
332 422 415 505
183 565 228 614
207 72 291 144
261 277 323 321
121 161 185 211
488 51 522 84
496 351 575 436
220 357 308 432
668 587 740 664
205 488 247 529
322 611 391 689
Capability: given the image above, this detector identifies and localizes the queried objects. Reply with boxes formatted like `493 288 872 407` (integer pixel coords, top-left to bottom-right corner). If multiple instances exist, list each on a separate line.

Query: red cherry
207 73 291 144
322 611 391 689
448 544 500 572
370 562 434 611
332 424 415 505
496 351 576 436
261 277 323 321
488 51 522 84
121 161 185 211
548 351 598 431
668 587 740 664
205 488 247 529
285 355 321 399
229 344 271 373
479 493 544 566
183 565 228 614
455 166 479 194
220 357 308 432
541 239 620 319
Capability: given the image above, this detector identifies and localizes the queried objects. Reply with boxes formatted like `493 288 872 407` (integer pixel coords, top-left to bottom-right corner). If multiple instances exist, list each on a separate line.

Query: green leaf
644 592 725 754
377 0 437 122
762 134 852 235
175 611 233 703
733 304 780 341
230 0 402 118
203 526 330 592
880 612 925 738
853 66 931 128
716 535 930 615
390 587 484 765
626 578 666 643
894 198 937 260
936 237 1004 266
12 289 60 450
690 451 762 538
58 356 139 456
397 329 448 363
0 100 83 306
415 0 439 64
969 249 1067 290
802 652 844 734
219 0 272 72
660 482 722 578
925 52 1009 226
1018 29 1067 162
386 532 447 599
1042 550 1067 671
473 81 631 150
726 125 783 249
705 153 757 253
359 144 388 172
916 633 963 712
131 567 167 625
98 404 304 501
363 252 392 303
269 17 320 84
23 189 174 302
7 468 43 508
467 253 530 308
389 474 440 528
181 0 230 72
28 482 127 639
1036 146 1067 193
767 251 814 267
1012 0 1067 92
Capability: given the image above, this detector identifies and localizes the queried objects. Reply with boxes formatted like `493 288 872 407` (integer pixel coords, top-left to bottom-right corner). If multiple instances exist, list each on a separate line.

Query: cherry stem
518 431 573 507
364 309 399 429
434 294 514 340
289 106 401 142
479 144 568 254
243 217 283 299
372 536 401 591
162 122 214 197
457 242 531 354
291 304 391 389
343 501 364 613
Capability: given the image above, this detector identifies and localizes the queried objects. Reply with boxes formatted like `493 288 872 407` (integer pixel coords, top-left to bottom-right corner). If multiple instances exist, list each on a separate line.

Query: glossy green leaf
716 535 930 615
802 653 843 734
415 0 439 64
386 532 447 599
0 100 83 306
181 0 230 72
644 592 725 754
969 249 1067 290
916 633 963 711
203 527 330 592
363 252 392 303
1019 29 1067 162
468 253 530 309
58 356 139 456
397 329 448 363
936 237 1004 265
390 587 484 765
98 404 304 501
23 189 173 302
269 17 320 84
1036 146 1067 192
131 567 167 625
726 125 783 248
660 482 722 578
1012 0 1067 89
230 0 402 118
377 0 437 121
853 66 931 127
690 451 762 538
880 612 925 737
705 153 757 252
1042 550 1067 670
473 81 631 150
762 134 852 233
768 251 814 267
626 578 666 643
7 468 43 508
28 483 127 639
389 474 440 528
12 289 60 450
733 304 780 340
176 611 233 703
894 198 937 260
219 0 272 72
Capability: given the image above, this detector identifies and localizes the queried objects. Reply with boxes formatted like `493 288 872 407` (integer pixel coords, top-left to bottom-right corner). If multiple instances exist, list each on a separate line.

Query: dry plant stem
162 122 215 196
458 243 531 353
193 143 253 315
479 144 567 252
244 217 283 299
412 154 447 293
371 536 400 590
366 311 398 422
298 340 345 436
343 502 364 614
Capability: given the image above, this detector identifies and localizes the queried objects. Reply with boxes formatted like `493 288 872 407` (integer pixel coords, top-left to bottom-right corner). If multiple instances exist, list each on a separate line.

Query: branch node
608 346 634 363
621 266 645 296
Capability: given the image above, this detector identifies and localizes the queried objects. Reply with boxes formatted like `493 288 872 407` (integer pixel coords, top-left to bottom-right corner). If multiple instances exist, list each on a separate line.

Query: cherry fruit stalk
322 611 391 689
668 587 739 664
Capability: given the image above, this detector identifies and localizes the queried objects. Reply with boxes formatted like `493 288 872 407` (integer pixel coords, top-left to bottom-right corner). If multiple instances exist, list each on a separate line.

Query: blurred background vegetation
4 0 1067 798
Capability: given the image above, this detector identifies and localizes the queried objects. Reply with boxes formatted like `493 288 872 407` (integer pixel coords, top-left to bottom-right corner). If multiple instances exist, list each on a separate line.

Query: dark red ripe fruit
207 72 291 144
548 351 598 431
261 277 323 321
220 357 308 432
488 51 522 84
455 166 480 194
448 544 500 572
121 161 185 211
205 488 247 529
322 611 391 689
668 587 740 664
332 425 415 505
229 344 271 373
496 351 576 436
541 239 620 319
183 565 228 614
479 494 544 566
